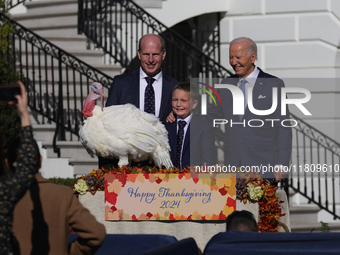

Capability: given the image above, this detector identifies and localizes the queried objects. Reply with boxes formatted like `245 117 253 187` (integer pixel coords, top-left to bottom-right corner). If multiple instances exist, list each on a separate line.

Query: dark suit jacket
165 115 217 169
209 68 292 173
105 69 178 124
12 174 106 255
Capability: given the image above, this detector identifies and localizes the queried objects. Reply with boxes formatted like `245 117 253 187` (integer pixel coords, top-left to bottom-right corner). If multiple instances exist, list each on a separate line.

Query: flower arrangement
236 177 284 232
247 183 263 201
73 166 190 196
74 179 88 194
73 168 108 196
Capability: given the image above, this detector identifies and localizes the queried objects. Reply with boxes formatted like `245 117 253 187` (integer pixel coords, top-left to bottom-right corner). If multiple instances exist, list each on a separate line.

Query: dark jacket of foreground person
12 173 106 255
0 127 38 254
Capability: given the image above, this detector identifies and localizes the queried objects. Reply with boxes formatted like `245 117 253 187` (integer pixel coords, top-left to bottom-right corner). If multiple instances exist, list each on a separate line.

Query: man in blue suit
213 37 292 181
99 34 178 168
165 82 216 169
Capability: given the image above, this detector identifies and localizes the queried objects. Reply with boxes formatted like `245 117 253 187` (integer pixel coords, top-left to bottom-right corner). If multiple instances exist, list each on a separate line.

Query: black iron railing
288 113 340 220
0 12 113 156
77 0 232 81
214 112 340 220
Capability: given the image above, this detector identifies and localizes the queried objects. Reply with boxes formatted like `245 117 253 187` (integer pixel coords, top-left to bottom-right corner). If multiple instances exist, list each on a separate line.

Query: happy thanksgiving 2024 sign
105 173 236 221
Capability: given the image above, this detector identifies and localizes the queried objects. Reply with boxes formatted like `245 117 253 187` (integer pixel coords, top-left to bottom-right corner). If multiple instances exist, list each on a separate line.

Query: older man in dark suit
100 34 178 168
213 37 292 181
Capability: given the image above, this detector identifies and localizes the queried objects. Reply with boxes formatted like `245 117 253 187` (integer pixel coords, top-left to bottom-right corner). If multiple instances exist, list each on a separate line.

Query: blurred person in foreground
0 81 39 254
226 210 258 232
10 137 106 255
8 103 105 253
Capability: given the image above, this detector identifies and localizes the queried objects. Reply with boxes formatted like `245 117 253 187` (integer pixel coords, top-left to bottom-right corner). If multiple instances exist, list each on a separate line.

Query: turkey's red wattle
82 91 98 118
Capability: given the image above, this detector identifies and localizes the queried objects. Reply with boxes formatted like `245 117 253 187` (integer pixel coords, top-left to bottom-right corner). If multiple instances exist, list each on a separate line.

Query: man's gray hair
230 37 257 59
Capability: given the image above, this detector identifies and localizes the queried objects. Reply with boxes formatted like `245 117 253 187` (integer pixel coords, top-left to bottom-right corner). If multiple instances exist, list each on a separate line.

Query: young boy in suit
165 82 216 169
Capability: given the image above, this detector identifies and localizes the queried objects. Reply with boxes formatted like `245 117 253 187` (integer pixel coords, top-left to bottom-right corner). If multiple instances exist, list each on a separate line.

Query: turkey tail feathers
153 146 173 169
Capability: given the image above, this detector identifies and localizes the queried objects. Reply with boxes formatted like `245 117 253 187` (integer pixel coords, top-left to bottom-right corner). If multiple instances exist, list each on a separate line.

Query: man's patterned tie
144 77 156 114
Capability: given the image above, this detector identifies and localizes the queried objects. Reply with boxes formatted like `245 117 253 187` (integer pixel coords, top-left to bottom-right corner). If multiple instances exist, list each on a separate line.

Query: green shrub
0 3 25 155
48 177 78 187
311 221 331 232
320 221 330 232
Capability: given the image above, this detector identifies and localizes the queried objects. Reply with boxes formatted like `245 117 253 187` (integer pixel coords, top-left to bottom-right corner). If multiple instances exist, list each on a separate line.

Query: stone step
15 34 89 49
29 109 56 126
28 106 84 133
17 63 120 81
28 83 100 96
69 157 98 175
14 6 77 19
13 4 133 30
32 123 56 141
31 123 79 141
42 140 90 158
32 28 81 38
15 14 78 30
29 91 103 102
282 189 339 232
38 156 75 179
16 48 105 67
290 205 321 224
12 0 123 79
22 0 163 13
23 0 78 15
17 0 133 21
27 93 106 117
42 36 89 51
291 222 340 232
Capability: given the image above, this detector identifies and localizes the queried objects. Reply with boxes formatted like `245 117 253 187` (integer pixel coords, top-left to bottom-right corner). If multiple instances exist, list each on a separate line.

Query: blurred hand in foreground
8 81 30 127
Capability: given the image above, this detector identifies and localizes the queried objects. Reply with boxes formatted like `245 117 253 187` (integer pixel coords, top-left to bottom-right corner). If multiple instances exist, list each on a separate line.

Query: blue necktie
144 77 155 114
238 79 247 121
176 120 187 169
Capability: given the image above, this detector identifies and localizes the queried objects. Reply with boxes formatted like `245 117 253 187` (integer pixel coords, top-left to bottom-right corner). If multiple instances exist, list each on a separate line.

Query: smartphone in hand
0 86 21 103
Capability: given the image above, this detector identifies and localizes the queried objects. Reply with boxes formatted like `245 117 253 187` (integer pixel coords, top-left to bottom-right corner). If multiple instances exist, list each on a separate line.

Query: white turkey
79 82 173 169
